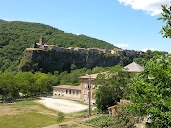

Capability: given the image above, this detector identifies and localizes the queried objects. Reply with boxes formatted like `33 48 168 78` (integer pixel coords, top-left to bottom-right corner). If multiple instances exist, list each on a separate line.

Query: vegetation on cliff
0 20 116 72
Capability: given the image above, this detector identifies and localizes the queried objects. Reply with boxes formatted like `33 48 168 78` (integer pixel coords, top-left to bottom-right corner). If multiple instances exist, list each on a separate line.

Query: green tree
70 64 77 70
133 50 165 66
16 72 37 98
16 72 56 98
95 66 129 111
128 55 171 127
111 106 136 128
158 5 171 38
0 72 19 102
34 72 56 96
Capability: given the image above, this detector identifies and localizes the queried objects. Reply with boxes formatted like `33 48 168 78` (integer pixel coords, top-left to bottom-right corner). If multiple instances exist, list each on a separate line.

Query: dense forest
0 20 116 72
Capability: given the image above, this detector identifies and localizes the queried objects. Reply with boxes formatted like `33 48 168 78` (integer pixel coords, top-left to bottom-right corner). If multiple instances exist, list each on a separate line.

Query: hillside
0 20 116 72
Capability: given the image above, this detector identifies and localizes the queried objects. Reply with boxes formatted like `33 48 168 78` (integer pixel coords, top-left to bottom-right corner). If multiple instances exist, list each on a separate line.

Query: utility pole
88 75 91 117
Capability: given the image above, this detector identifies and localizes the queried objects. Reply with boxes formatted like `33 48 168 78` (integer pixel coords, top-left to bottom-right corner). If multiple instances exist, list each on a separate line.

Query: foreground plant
128 55 171 127
56 111 65 123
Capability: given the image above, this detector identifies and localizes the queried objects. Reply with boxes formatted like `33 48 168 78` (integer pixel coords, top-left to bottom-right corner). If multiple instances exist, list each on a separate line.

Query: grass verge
0 112 57 128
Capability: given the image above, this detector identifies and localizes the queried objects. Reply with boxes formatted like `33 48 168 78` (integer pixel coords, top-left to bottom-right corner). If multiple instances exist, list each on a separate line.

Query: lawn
0 99 94 128
0 100 58 128
0 112 57 128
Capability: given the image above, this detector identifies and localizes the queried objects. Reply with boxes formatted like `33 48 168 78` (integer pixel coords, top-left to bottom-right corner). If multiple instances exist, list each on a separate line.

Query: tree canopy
128 55 171 127
0 72 56 102
158 5 171 38
95 66 130 111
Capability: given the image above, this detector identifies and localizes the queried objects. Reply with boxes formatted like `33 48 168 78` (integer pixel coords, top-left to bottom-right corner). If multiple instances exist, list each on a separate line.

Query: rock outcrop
20 48 123 73
20 38 141 73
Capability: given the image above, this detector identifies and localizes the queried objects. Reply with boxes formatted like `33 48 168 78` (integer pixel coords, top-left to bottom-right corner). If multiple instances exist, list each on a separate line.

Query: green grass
0 112 57 128
86 114 115 127
0 100 59 128
67 109 88 119
16 100 38 105
15 100 57 113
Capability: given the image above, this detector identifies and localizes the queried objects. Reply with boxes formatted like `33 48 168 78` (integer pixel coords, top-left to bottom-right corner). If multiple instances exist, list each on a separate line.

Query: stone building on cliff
22 36 145 73
35 36 144 57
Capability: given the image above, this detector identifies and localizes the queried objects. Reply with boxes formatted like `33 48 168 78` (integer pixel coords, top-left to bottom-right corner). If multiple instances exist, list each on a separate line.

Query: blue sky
0 0 171 52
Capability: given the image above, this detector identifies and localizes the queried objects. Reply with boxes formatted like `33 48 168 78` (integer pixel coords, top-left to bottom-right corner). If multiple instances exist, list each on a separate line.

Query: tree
16 72 56 98
0 72 19 102
128 55 171 127
34 72 56 96
133 50 165 67
158 5 171 38
16 72 37 98
70 64 77 70
95 66 129 111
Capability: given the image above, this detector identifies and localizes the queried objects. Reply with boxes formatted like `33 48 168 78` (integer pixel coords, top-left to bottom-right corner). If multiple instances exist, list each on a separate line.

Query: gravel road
38 97 88 113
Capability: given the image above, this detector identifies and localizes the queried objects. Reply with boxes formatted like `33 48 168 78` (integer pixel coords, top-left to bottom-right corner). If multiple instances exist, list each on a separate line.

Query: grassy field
0 100 99 128
0 100 58 128
0 112 56 128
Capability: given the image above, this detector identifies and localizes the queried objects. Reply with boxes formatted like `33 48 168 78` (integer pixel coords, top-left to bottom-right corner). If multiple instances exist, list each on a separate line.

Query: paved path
38 97 88 113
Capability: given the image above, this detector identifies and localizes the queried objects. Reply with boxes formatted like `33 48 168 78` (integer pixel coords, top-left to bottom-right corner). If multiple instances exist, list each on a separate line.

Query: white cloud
75 33 81 36
118 0 171 16
143 48 157 52
71 32 81 36
115 43 128 48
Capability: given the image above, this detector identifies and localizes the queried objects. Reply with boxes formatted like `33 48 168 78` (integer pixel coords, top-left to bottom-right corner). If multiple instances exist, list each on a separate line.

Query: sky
0 0 171 52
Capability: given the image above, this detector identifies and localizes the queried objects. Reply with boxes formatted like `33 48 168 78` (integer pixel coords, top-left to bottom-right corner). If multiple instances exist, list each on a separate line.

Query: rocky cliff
20 47 135 73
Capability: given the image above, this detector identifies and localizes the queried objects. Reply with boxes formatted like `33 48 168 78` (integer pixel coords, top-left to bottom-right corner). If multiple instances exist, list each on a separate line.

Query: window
66 90 68 94
73 90 75 94
69 90 71 94
92 93 95 99
84 84 87 88
76 90 79 95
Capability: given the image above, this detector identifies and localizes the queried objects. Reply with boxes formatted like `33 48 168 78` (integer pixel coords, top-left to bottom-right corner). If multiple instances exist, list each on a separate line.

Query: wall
80 78 96 104
53 87 81 100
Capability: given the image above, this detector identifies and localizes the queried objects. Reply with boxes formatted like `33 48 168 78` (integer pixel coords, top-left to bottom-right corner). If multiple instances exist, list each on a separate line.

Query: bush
56 111 65 123
86 106 137 128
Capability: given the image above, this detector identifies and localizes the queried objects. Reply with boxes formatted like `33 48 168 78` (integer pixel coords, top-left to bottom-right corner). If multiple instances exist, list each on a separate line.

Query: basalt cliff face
20 47 133 73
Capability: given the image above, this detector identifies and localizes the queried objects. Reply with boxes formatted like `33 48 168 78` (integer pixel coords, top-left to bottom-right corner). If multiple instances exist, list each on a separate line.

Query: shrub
56 111 65 123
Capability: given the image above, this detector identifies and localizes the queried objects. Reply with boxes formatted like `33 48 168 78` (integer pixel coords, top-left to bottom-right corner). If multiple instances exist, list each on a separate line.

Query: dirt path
39 98 99 128
38 97 88 113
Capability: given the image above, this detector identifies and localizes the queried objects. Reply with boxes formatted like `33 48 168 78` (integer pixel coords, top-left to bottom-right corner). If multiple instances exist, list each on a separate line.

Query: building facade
53 74 98 104
53 85 81 100
53 62 144 104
